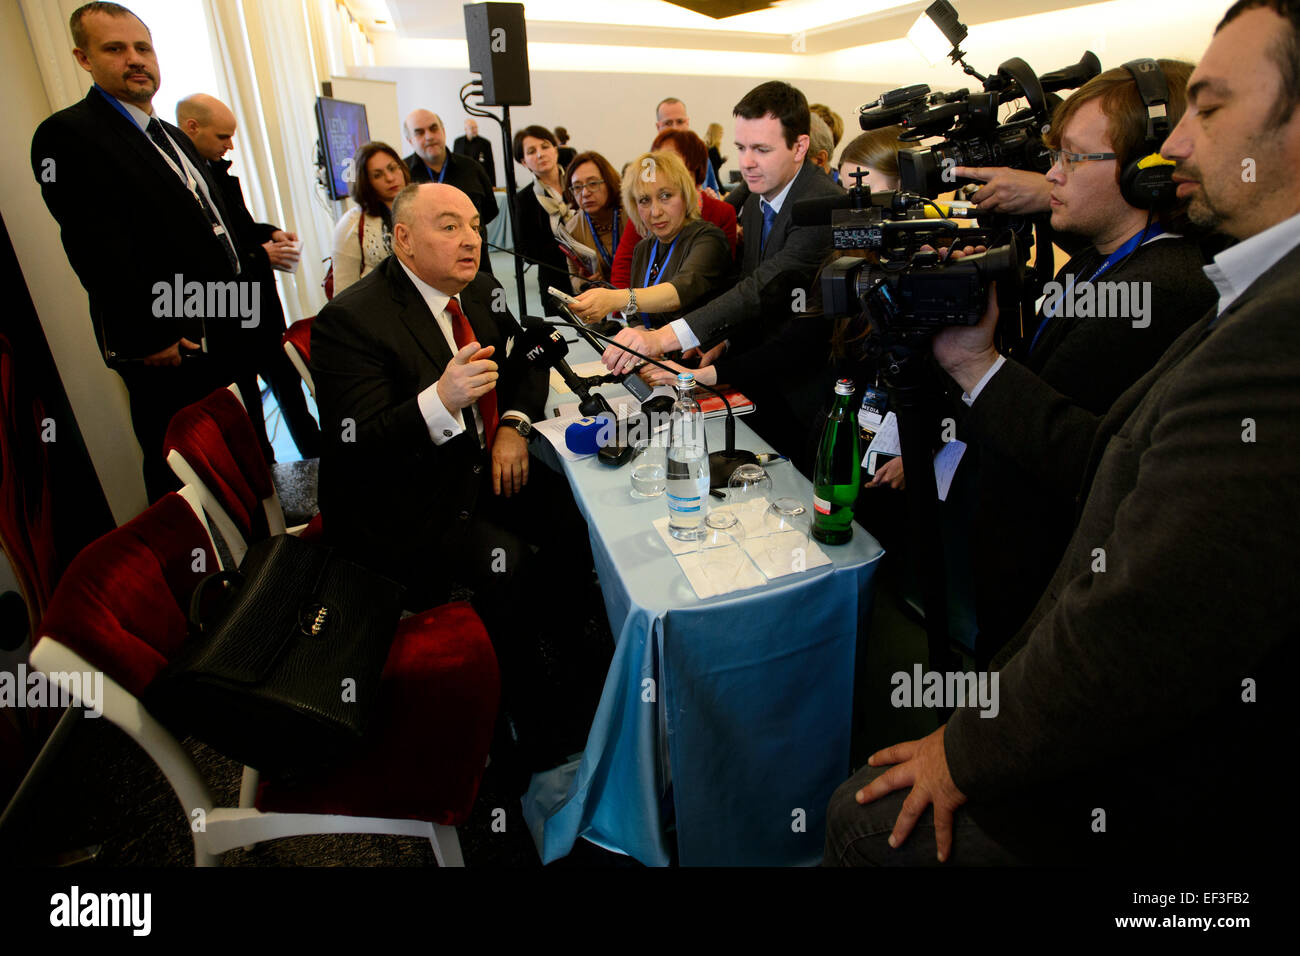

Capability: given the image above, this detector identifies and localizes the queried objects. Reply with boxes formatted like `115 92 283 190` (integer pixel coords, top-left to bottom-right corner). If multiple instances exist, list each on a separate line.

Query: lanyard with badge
584 208 620 271
642 233 681 288
1030 223 1164 351
99 87 235 260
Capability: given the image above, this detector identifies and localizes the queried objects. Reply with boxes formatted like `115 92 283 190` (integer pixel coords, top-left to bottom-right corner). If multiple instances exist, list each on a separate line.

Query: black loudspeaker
1118 58 1177 209
464 3 531 107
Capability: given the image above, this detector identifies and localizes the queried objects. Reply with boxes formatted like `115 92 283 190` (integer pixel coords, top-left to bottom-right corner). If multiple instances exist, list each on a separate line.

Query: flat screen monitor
315 96 370 201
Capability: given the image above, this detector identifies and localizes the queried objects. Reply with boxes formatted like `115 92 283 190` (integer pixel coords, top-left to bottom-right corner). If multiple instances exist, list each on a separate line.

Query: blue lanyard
584 209 619 269
94 84 142 128
425 160 449 183
642 233 681 288
1031 224 1164 351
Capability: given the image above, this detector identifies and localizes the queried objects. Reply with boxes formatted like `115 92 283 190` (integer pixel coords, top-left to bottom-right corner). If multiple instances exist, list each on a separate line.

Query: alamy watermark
0 664 103 717
890 664 999 718
1040 277 1152 328
151 274 260 328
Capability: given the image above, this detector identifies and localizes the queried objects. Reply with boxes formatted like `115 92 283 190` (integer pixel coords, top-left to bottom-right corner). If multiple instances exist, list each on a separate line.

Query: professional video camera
809 174 1019 337
821 241 1019 339
858 52 1101 197
826 183 993 257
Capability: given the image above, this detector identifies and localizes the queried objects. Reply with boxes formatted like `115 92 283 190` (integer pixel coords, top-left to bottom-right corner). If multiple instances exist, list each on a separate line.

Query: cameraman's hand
933 283 1000 395
436 342 497 412
955 167 1051 216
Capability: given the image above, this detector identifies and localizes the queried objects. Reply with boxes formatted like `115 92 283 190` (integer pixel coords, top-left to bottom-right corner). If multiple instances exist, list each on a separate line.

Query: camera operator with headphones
869 59 1219 662
824 0 1300 866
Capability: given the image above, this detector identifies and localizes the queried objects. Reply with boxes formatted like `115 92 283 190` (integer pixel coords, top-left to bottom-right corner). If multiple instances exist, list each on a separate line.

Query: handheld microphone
546 309 758 487
516 324 613 418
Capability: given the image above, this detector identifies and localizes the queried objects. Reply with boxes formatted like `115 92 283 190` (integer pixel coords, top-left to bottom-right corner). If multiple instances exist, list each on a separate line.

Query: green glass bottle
812 378 861 545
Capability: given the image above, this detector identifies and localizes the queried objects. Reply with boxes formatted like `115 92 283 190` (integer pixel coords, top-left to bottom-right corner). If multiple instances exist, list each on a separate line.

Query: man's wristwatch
621 287 638 318
501 416 532 439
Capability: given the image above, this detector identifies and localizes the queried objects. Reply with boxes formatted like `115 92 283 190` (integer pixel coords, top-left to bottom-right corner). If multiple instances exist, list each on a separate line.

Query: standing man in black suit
404 109 497 275
453 118 496 186
311 182 597 769
175 93 322 462
32 2 243 502
601 81 844 370
824 0 1299 866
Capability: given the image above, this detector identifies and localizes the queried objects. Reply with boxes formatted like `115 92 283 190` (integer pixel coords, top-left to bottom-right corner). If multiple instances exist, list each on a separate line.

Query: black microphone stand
545 312 758 487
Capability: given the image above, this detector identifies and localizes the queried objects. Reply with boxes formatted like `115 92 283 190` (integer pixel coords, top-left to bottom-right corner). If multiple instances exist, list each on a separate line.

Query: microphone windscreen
564 415 611 456
518 326 569 367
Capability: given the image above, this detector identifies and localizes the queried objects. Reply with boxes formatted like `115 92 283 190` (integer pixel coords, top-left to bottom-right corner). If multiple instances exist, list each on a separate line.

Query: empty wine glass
695 510 748 592
726 463 773 534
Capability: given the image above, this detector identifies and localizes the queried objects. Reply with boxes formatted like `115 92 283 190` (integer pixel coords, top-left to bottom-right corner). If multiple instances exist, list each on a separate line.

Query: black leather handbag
148 533 404 776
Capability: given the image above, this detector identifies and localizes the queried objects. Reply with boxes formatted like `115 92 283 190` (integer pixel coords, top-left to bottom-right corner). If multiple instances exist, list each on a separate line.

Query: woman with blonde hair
569 151 729 329
705 121 726 183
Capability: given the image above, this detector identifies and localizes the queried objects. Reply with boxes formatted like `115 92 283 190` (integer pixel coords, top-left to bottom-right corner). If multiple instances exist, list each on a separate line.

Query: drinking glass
762 497 809 573
726 463 773 533
695 510 748 591
629 438 667 498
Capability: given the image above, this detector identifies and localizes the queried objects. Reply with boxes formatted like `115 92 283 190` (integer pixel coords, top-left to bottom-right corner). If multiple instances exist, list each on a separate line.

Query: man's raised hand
954 166 1052 216
436 342 497 411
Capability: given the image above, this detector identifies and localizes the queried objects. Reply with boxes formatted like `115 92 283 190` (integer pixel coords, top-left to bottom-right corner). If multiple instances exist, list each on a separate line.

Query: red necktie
445 296 498 447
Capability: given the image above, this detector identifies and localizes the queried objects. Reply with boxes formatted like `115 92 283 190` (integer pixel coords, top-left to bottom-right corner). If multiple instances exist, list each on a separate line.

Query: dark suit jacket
452 134 496 185
31 89 238 363
205 157 286 352
404 150 498 227
513 182 571 317
311 258 548 588
942 241 1300 864
961 236 1217 654
682 160 843 345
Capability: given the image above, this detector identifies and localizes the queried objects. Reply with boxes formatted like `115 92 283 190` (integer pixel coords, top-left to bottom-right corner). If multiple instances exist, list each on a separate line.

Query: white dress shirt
401 261 528 446
1203 210 1300 318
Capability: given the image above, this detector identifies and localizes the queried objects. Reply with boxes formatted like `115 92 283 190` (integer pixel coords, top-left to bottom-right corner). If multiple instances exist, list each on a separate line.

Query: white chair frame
27 485 465 867
164 383 307 567
283 331 315 398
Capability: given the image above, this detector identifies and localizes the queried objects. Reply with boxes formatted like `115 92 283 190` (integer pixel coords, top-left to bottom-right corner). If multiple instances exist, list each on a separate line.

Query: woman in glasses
568 150 728 329
563 151 623 289
329 141 410 296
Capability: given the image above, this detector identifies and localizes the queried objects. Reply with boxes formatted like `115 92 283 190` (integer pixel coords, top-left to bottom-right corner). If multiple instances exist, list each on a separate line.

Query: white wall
3 0 145 523
360 0 1225 189
354 63 889 190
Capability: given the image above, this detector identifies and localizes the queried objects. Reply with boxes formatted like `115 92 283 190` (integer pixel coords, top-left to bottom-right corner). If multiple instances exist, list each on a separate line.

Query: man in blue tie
601 81 844 371
32 2 243 501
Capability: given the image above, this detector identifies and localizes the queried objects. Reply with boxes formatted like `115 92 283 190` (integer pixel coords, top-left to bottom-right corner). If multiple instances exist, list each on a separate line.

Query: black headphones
1118 58 1178 209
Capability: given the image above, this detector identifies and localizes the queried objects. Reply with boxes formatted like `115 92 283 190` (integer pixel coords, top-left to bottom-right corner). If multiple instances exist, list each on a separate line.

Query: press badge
858 386 889 431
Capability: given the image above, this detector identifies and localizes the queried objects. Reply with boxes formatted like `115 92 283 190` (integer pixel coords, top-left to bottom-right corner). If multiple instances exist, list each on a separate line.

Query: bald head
177 93 237 161
404 108 446 169
392 183 482 294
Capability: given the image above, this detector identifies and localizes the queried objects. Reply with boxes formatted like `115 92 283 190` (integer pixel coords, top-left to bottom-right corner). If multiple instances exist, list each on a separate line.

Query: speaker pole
499 105 529 322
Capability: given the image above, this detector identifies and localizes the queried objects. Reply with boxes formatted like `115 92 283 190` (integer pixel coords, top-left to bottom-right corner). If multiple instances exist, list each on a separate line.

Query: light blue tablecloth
522 360 883 866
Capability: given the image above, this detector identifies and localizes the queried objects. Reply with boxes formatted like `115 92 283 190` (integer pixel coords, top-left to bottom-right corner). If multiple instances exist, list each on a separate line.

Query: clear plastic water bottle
666 371 710 540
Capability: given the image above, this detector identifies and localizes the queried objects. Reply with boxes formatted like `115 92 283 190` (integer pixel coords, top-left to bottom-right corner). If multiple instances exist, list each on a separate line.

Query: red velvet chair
282 317 314 399
30 487 500 865
163 383 320 566
0 335 58 637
